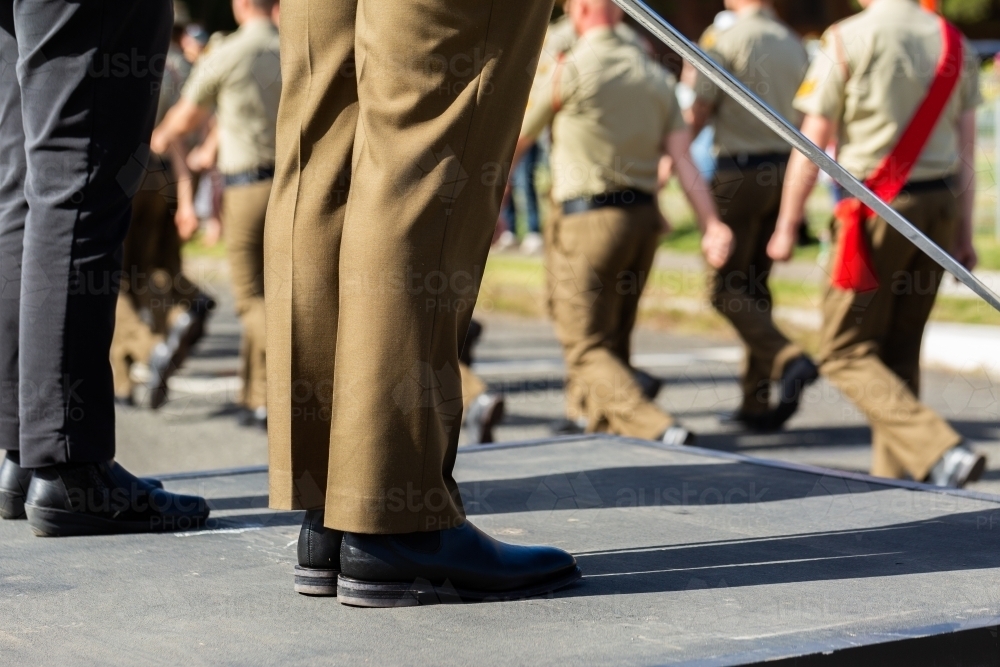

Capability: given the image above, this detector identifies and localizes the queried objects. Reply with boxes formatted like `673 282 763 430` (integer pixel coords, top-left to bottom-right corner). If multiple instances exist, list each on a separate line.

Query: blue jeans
502 142 541 235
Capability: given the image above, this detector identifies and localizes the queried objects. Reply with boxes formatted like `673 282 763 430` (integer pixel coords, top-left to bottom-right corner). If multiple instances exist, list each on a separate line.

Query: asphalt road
106 275 1000 495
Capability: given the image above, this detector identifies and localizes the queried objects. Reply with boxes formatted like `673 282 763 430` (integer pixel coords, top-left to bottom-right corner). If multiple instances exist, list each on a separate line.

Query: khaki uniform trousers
546 203 673 440
820 188 962 480
265 0 552 533
710 164 803 416
223 179 270 411
111 163 201 399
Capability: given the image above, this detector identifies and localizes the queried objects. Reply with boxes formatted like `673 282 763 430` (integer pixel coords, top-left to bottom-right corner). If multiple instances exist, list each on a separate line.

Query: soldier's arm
954 109 977 271
150 98 211 155
664 128 732 269
768 114 834 262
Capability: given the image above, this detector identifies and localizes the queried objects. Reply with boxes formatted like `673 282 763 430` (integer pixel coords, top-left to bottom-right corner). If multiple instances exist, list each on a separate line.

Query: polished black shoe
770 355 819 430
294 509 344 595
0 455 33 520
926 442 987 489
1 457 163 521
633 369 662 400
236 406 268 430
24 461 208 537
146 293 215 410
720 410 777 432
552 417 587 436
337 521 581 607
465 392 505 444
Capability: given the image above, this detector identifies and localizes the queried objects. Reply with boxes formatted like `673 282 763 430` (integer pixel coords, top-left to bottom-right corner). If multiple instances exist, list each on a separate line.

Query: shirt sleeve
181 46 227 110
793 27 847 121
520 56 576 140
690 27 723 106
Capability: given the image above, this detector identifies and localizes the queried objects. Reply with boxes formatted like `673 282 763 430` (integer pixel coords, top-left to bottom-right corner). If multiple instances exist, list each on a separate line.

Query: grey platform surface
4 436 1000 666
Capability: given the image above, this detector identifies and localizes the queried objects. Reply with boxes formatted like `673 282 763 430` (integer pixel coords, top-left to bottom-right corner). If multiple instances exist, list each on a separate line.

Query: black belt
833 175 954 201
223 166 275 188
561 189 654 216
716 152 790 170
899 176 953 194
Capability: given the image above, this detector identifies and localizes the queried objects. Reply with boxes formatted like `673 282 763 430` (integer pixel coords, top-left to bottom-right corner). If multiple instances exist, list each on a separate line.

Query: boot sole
337 566 582 608
294 565 340 596
0 489 26 520
25 504 208 537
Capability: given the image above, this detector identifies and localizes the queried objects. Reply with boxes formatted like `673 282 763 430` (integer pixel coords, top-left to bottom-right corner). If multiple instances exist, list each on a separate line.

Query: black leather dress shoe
294 509 344 595
146 293 215 410
465 392 505 444
1 457 163 521
0 456 33 520
770 355 819 430
633 369 662 400
337 521 581 607
720 410 777 432
24 461 208 537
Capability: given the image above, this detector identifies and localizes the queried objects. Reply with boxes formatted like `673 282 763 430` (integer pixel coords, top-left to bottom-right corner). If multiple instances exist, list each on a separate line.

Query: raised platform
4 436 1000 665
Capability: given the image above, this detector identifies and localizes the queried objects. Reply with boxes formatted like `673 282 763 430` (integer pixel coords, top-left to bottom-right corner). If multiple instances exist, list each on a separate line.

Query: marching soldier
111 5 214 410
152 0 281 428
770 0 987 487
684 0 818 431
514 0 733 445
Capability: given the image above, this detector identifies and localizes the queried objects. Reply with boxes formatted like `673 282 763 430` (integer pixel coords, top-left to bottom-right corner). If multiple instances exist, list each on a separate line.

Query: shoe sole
0 489 26 520
294 565 340 596
24 504 209 537
336 566 582 608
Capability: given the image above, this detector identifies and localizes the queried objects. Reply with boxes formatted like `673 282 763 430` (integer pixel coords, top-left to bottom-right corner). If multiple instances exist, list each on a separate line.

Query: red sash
831 18 964 292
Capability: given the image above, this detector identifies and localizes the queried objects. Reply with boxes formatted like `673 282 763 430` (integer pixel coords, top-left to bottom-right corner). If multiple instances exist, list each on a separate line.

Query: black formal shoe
720 410 777 432
24 461 208 537
294 509 344 595
926 442 987 489
236 406 268 430
770 355 819 430
146 293 215 410
660 425 696 446
465 392 505 444
337 521 581 607
552 417 587 436
633 369 662 400
1 457 163 521
0 456 33 520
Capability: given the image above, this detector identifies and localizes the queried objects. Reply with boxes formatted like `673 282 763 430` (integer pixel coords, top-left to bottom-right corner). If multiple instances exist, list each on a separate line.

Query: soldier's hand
767 226 797 263
702 219 733 269
953 238 978 272
175 205 200 242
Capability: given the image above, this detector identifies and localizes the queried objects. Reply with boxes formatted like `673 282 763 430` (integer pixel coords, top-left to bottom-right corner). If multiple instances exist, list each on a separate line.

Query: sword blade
612 0 1000 313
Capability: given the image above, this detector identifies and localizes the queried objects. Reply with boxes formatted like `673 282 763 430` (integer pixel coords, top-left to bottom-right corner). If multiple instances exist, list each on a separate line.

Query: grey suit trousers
0 0 170 467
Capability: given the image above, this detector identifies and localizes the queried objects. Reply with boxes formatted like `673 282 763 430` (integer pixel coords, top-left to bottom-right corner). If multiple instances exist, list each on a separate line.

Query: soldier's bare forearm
665 129 720 231
777 114 833 234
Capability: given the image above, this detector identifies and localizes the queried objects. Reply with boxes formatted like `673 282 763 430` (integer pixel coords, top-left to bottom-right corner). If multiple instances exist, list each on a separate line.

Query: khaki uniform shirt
794 0 980 182
692 6 808 158
521 27 685 203
182 19 281 175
